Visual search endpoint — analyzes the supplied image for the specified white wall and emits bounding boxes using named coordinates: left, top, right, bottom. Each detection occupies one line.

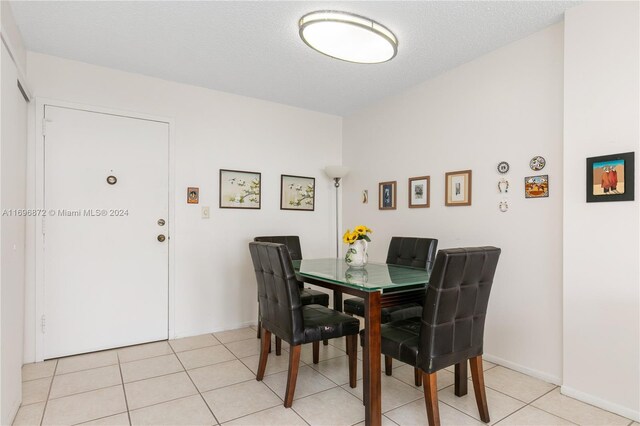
left=563, top=2, right=639, bottom=420
left=0, top=14, right=28, bottom=426
left=24, top=52, right=342, bottom=362
left=342, top=24, right=564, bottom=382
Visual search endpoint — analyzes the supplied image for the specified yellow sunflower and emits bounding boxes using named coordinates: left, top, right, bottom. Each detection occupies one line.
left=343, top=230, right=358, bottom=244
left=354, top=225, right=367, bottom=235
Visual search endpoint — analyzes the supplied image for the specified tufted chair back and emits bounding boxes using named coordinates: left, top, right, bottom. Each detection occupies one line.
left=254, top=236, right=303, bottom=261
left=249, top=242, right=305, bottom=345
left=417, top=247, right=501, bottom=373
left=386, top=237, right=438, bottom=271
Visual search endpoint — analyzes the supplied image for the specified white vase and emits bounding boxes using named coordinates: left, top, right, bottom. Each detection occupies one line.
left=345, top=239, right=368, bottom=269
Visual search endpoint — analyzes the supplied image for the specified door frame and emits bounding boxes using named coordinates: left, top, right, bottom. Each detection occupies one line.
left=33, top=97, right=176, bottom=361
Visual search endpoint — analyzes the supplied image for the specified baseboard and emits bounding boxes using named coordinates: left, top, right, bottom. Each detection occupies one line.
left=482, top=353, right=562, bottom=385
left=171, top=320, right=258, bottom=340
left=561, top=385, right=639, bottom=422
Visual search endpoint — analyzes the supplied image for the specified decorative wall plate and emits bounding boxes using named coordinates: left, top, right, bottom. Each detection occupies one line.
left=530, top=156, right=546, bottom=171
left=497, top=161, right=510, bottom=174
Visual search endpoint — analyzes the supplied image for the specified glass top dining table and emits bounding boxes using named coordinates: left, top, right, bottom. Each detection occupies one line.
left=293, top=258, right=430, bottom=292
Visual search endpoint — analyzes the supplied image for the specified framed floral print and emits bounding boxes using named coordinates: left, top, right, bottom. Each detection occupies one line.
left=445, top=170, right=472, bottom=206
left=281, top=175, right=315, bottom=211
left=408, top=176, right=430, bottom=208
left=379, top=181, right=397, bottom=210
left=219, top=169, right=261, bottom=209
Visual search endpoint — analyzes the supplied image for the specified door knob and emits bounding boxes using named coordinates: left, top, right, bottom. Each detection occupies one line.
left=157, top=219, right=166, bottom=226
left=157, top=234, right=166, bottom=242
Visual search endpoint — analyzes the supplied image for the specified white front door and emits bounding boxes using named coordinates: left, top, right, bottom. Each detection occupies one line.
left=43, top=105, right=169, bottom=359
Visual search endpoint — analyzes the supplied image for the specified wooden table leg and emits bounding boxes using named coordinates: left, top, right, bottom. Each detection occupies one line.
left=455, top=361, right=468, bottom=397
left=333, top=290, right=343, bottom=312
left=364, top=291, right=381, bottom=426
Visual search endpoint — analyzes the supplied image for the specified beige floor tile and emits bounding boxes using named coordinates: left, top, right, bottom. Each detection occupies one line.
left=263, top=365, right=337, bottom=401
left=120, top=354, right=183, bottom=383
left=12, top=402, right=45, bottom=426
left=117, top=342, right=173, bottom=363
left=202, top=380, right=281, bottom=423
left=169, top=334, right=221, bottom=353
left=129, top=395, right=216, bottom=425
left=188, top=360, right=255, bottom=392
left=328, top=336, right=361, bottom=353
left=42, top=385, right=126, bottom=426
left=393, top=366, right=454, bottom=390
left=22, top=360, right=57, bottom=382
left=213, top=328, right=256, bottom=344
left=293, top=387, right=365, bottom=426
left=239, top=351, right=305, bottom=377
left=496, top=405, right=574, bottom=425
left=56, top=351, right=118, bottom=375
left=342, top=375, right=423, bottom=413
left=22, top=376, right=52, bottom=405
left=300, top=343, right=347, bottom=365
left=445, top=359, right=496, bottom=376
left=385, top=398, right=483, bottom=426
left=49, top=365, right=121, bottom=399
left=438, top=382, right=525, bottom=424
left=482, top=366, right=556, bottom=403
left=309, top=355, right=362, bottom=386
left=531, top=388, right=630, bottom=426
left=124, top=371, right=198, bottom=410
left=223, top=405, right=306, bottom=425
left=224, top=338, right=265, bottom=359
left=353, top=415, right=398, bottom=426
left=177, top=346, right=236, bottom=370
left=79, top=412, right=130, bottom=425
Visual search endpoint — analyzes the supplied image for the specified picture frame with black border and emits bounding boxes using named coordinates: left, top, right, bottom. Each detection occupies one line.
left=586, top=152, right=634, bottom=203
left=219, top=169, right=261, bottom=209
left=280, top=174, right=315, bottom=211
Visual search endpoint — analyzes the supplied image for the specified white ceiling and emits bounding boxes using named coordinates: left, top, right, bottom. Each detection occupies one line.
left=10, top=1, right=579, bottom=116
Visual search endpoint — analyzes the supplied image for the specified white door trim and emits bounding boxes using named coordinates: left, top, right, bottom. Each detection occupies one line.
left=33, top=97, right=176, bottom=362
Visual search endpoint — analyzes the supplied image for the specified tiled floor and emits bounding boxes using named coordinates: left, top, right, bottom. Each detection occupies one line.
left=13, top=326, right=637, bottom=426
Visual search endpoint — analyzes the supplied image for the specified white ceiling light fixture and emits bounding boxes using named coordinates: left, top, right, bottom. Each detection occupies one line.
left=299, top=11, right=398, bottom=64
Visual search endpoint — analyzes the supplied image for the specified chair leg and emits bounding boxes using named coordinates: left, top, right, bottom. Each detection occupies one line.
left=323, top=339, right=329, bottom=346
left=384, top=355, right=393, bottom=376
left=455, top=360, right=468, bottom=396
left=312, top=341, right=320, bottom=364
left=423, top=371, right=440, bottom=426
left=284, top=345, right=302, bottom=408
left=256, top=328, right=271, bottom=381
left=469, top=356, right=490, bottom=423
left=256, top=318, right=261, bottom=339
left=275, top=337, right=282, bottom=356
left=414, top=367, right=422, bottom=386
left=346, top=334, right=357, bottom=388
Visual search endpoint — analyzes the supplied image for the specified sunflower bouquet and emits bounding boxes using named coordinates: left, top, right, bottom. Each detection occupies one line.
left=343, top=225, right=373, bottom=244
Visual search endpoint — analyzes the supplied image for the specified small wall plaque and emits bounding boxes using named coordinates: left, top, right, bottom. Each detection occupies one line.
left=187, top=187, right=199, bottom=204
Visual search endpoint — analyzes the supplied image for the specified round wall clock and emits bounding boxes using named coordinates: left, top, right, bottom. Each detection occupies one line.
left=497, top=161, right=510, bottom=174
left=530, top=156, right=546, bottom=171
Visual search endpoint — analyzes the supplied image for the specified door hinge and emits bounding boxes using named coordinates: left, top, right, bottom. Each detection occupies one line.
left=41, top=315, right=46, bottom=334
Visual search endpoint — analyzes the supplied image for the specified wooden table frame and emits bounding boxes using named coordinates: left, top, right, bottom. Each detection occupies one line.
left=299, top=276, right=469, bottom=426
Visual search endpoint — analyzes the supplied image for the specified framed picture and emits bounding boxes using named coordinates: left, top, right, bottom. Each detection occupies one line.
left=378, top=181, right=397, bottom=210
left=281, top=175, right=315, bottom=211
left=586, top=152, right=634, bottom=202
left=525, top=175, right=549, bottom=198
left=445, top=170, right=472, bottom=206
left=408, top=176, right=430, bottom=208
left=219, top=169, right=261, bottom=209
left=187, top=187, right=199, bottom=204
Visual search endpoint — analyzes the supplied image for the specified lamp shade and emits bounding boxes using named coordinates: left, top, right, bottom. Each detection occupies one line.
left=324, top=165, right=350, bottom=179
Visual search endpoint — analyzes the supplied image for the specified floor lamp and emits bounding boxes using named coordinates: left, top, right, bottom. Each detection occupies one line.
left=324, top=165, right=350, bottom=258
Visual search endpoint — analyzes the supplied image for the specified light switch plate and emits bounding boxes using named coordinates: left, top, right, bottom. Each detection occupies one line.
left=201, top=206, right=210, bottom=219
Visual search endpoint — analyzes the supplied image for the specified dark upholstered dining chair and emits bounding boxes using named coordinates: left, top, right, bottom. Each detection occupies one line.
left=379, top=247, right=501, bottom=425
left=249, top=242, right=359, bottom=407
left=253, top=236, right=330, bottom=352
left=345, top=236, right=438, bottom=376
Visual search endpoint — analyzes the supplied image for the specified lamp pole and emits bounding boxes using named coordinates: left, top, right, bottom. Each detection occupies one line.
left=333, top=177, right=341, bottom=258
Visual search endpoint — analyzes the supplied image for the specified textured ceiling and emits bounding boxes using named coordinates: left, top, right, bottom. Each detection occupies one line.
left=10, top=1, right=578, bottom=116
